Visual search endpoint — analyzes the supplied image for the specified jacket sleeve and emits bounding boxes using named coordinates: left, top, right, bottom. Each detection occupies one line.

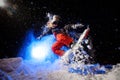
left=37, top=26, right=51, bottom=39
left=64, top=24, right=84, bottom=30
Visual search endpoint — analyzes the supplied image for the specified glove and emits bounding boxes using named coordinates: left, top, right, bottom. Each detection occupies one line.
left=37, top=35, right=42, bottom=40
left=72, top=23, right=84, bottom=29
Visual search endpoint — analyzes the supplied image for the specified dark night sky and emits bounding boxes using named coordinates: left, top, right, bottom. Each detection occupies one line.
left=0, top=0, right=120, bottom=64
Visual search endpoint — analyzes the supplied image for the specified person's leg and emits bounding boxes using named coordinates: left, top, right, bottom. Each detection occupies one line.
left=52, top=41, right=64, bottom=56
left=56, top=33, right=73, bottom=47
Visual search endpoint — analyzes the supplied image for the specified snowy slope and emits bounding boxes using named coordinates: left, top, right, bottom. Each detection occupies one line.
left=0, top=57, right=120, bottom=80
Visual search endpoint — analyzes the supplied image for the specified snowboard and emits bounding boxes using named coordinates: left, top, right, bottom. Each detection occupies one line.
left=61, top=27, right=90, bottom=64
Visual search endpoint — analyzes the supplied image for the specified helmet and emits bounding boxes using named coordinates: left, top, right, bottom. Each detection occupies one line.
left=47, top=14, right=61, bottom=28
left=51, top=15, right=60, bottom=24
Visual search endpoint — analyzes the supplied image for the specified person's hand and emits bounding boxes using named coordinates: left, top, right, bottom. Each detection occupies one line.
left=37, top=35, right=42, bottom=40
left=72, top=23, right=84, bottom=29
left=37, top=36, right=41, bottom=40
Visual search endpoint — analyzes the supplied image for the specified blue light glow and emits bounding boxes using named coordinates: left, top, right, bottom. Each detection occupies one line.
left=18, top=29, right=59, bottom=63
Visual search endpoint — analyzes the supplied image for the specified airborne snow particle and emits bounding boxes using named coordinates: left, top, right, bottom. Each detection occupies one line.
left=43, top=6, right=47, bottom=9
left=114, top=18, right=118, bottom=21
left=31, top=2, right=33, bottom=5
left=0, top=0, right=6, bottom=7
left=115, top=28, right=118, bottom=32
left=118, top=47, right=120, bottom=50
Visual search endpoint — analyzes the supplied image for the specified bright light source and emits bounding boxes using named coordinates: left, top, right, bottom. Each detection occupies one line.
left=31, top=43, right=50, bottom=61
left=18, top=31, right=58, bottom=62
left=0, top=0, right=6, bottom=7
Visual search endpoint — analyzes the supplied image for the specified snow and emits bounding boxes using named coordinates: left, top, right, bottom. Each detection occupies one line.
left=0, top=0, right=6, bottom=7
left=0, top=57, right=120, bottom=80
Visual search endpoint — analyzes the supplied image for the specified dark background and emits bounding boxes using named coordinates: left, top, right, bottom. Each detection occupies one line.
left=0, top=0, right=120, bottom=65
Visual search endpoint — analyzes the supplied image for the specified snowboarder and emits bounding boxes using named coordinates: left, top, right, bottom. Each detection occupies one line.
left=37, top=13, right=90, bottom=57
left=37, top=14, right=74, bottom=56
